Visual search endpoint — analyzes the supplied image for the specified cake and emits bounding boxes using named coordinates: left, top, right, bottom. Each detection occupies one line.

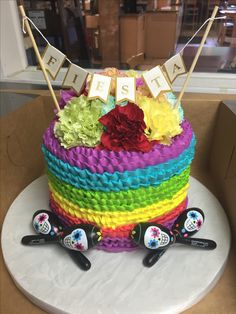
left=42, top=68, right=195, bottom=252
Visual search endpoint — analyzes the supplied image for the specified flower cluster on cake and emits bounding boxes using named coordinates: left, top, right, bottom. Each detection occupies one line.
left=42, top=68, right=195, bottom=252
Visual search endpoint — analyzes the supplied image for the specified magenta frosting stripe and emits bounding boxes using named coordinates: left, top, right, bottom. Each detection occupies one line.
left=43, top=120, right=193, bottom=174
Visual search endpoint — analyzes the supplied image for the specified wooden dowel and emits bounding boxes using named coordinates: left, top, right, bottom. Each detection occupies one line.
left=175, top=6, right=219, bottom=109
left=19, top=5, right=60, bottom=112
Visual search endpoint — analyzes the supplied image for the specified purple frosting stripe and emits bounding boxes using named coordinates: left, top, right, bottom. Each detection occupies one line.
left=43, top=120, right=193, bottom=174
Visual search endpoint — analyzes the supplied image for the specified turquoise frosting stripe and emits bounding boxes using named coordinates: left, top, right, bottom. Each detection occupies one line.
left=42, top=136, right=195, bottom=192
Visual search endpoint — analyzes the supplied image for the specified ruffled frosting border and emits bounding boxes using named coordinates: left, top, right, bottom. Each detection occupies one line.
left=48, top=167, right=190, bottom=211
left=50, top=197, right=188, bottom=252
left=49, top=183, right=188, bottom=228
left=43, top=120, right=193, bottom=174
left=43, top=136, right=195, bottom=192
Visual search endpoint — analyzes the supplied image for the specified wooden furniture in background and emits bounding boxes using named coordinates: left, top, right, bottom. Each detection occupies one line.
left=85, top=14, right=101, bottom=64
left=98, top=0, right=120, bottom=67
left=120, top=14, right=144, bottom=64
left=183, top=0, right=199, bottom=30
left=218, top=7, right=236, bottom=47
left=144, top=7, right=182, bottom=59
left=207, top=0, right=220, bottom=18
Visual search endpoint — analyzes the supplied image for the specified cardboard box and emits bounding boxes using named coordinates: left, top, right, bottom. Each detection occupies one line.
left=210, top=101, right=236, bottom=241
left=0, top=92, right=54, bottom=220
left=1, top=91, right=236, bottom=314
left=120, top=14, right=144, bottom=63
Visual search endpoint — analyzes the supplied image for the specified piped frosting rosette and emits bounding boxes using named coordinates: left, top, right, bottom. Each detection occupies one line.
left=42, top=69, right=195, bottom=252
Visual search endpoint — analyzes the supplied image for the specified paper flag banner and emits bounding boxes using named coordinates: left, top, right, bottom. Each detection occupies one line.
left=88, top=74, right=112, bottom=102
left=41, top=44, right=66, bottom=80
left=116, top=77, right=136, bottom=103
left=142, top=66, right=171, bottom=98
left=62, top=63, right=88, bottom=94
left=163, top=53, right=187, bottom=83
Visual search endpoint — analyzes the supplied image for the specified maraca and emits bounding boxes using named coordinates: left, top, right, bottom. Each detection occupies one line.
left=131, top=223, right=175, bottom=250
left=140, top=208, right=217, bottom=267
left=22, top=211, right=102, bottom=271
left=31, top=210, right=91, bottom=271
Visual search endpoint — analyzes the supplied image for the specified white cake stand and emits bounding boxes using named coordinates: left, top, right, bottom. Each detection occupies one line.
left=1, top=176, right=230, bottom=314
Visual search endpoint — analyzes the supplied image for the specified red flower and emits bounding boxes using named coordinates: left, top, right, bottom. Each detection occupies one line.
left=99, top=103, right=152, bottom=152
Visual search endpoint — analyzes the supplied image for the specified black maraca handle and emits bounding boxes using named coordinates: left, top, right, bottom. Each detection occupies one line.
left=22, top=234, right=59, bottom=245
left=68, top=250, right=91, bottom=271
left=143, top=249, right=167, bottom=268
left=22, top=234, right=91, bottom=271
left=176, top=237, right=217, bottom=249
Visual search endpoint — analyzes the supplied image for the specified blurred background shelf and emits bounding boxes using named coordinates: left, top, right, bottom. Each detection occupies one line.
left=17, top=0, right=236, bottom=72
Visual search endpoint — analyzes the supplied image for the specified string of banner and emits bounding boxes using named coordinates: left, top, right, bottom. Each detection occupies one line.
left=19, top=5, right=224, bottom=112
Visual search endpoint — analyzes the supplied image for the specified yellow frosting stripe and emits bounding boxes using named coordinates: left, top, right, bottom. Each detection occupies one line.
left=49, top=183, right=189, bottom=228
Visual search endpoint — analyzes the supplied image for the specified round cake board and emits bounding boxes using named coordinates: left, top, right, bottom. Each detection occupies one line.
left=1, top=176, right=231, bottom=314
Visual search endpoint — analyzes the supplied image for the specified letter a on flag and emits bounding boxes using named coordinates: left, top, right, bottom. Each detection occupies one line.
left=163, top=53, right=187, bottom=83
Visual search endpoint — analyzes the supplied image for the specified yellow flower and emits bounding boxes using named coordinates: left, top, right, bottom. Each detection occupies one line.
left=136, top=95, right=182, bottom=145
left=125, top=70, right=140, bottom=78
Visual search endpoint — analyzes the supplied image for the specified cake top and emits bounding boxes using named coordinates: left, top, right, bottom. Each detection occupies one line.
left=54, top=68, right=184, bottom=152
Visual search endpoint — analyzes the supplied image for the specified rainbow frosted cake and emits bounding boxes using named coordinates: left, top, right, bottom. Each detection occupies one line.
left=42, top=68, right=195, bottom=252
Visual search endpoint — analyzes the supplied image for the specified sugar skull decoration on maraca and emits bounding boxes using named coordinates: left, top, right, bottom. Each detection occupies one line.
left=131, top=207, right=217, bottom=268
left=33, top=210, right=63, bottom=236
left=22, top=209, right=102, bottom=271
left=175, top=208, right=204, bottom=237
left=170, top=207, right=216, bottom=248
left=131, top=223, right=175, bottom=250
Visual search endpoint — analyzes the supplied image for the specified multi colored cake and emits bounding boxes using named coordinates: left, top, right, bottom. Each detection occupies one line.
left=42, top=68, right=195, bottom=252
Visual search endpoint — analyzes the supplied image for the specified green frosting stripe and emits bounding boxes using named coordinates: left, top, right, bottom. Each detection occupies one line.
left=48, top=167, right=190, bottom=212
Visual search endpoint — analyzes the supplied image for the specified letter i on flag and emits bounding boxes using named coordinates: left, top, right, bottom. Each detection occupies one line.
left=41, top=44, right=66, bottom=79
left=62, top=64, right=89, bottom=94
left=163, top=53, right=187, bottom=83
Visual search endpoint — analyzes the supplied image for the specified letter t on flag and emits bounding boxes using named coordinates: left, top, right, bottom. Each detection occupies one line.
left=62, top=64, right=88, bottom=94
left=41, top=45, right=66, bottom=79
left=143, top=66, right=171, bottom=98
left=163, top=53, right=187, bottom=83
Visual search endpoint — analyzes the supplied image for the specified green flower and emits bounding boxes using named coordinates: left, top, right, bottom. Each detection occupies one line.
left=54, top=95, right=104, bottom=149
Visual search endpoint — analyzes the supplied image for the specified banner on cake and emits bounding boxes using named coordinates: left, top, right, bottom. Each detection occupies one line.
left=162, top=53, right=187, bottom=83
left=39, top=43, right=184, bottom=100
left=21, top=11, right=226, bottom=107
left=38, top=36, right=188, bottom=101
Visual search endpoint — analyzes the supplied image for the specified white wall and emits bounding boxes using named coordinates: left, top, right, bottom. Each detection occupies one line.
left=0, top=0, right=27, bottom=77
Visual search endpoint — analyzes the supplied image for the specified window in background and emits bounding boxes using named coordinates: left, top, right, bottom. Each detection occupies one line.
left=17, top=0, right=236, bottom=73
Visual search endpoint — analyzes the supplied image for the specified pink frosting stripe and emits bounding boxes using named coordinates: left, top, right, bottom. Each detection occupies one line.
left=43, top=120, right=193, bottom=174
